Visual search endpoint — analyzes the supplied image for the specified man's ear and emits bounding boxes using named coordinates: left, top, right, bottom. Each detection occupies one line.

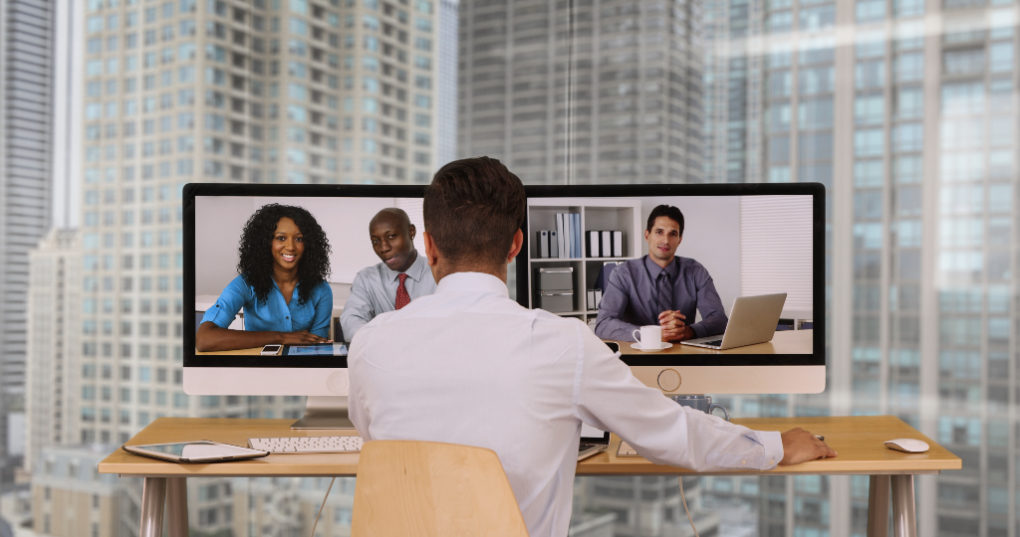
left=507, top=229, right=524, bottom=262
left=408, top=223, right=416, bottom=241
left=643, top=229, right=650, bottom=241
left=423, top=231, right=439, bottom=266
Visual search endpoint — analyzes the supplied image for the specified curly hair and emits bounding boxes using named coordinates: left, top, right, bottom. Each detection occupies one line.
left=237, top=204, right=331, bottom=305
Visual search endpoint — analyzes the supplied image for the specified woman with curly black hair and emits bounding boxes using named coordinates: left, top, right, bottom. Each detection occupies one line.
left=196, top=204, right=333, bottom=352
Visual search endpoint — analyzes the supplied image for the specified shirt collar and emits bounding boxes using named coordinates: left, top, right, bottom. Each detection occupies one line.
left=643, top=255, right=678, bottom=280
left=381, top=249, right=428, bottom=282
left=435, top=272, right=509, bottom=298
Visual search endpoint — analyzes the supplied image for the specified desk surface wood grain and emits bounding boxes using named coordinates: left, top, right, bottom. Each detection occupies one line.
left=99, top=415, right=960, bottom=478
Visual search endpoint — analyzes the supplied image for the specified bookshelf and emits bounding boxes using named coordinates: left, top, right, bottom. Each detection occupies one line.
left=526, top=198, right=643, bottom=324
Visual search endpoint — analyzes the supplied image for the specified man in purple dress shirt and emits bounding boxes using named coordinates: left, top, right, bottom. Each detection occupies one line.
left=594, top=205, right=728, bottom=343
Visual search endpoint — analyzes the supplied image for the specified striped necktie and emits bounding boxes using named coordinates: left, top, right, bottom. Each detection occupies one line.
left=655, top=271, right=673, bottom=314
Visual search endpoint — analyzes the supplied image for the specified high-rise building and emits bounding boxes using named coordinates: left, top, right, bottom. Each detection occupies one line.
left=30, top=445, right=128, bottom=537
left=60, top=0, right=439, bottom=533
left=74, top=0, right=438, bottom=443
left=457, top=0, right=705, bottom=184
left=26, top=229, right=81, bottom=474
left=701, top=1, right=1016, bottom=536
left=0, top=0, right=58, bottom=467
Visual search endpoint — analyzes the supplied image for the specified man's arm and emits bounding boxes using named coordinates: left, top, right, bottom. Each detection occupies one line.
left=594, top=266, right=641, bottom=341
left=347, top=338, right=372, bottom=438
left=688, top=268, right=728, bottom=338
left=574, top=326, right=832, bottom=470
left=339, top=272, right=377, bottom=341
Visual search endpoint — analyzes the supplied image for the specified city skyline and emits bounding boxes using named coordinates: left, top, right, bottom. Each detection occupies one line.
left=2, top=0, right=1018, bottom=536
left=0, top=0, right=58, bottom=485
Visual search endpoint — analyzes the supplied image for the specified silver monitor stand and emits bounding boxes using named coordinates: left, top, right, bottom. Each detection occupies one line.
left=291, top=396, right=355, bottom=430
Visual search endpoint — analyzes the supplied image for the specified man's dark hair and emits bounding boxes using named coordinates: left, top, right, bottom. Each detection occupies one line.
left=645, top=205, right=685, bottom=235
left=237, top=204, right=331, bottom=305
left=424, top=156, right=526, bottom=266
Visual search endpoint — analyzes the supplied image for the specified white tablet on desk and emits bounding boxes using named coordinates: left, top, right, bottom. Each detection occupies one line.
left=122, top=441, right=269, bottom=463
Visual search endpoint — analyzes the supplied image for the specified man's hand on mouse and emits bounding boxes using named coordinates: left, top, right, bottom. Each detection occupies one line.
left=779, top=427, right=837, bottom=465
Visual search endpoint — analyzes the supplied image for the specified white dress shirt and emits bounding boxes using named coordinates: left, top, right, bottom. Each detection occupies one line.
left=339, top=250, right=436, bottom=340
left=348, top=272, right=782, bottom=537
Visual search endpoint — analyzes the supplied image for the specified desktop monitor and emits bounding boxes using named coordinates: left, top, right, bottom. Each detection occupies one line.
left=519, top=183, right=825, bottom=394
left=183, top=183, right=428, bottom=428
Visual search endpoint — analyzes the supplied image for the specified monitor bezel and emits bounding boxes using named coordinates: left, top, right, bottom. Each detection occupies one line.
left=184, top=182, right=825, bottom=371
left=518, top=182, right=826, bottom=368
left=183, top=182, right=427, bottom=369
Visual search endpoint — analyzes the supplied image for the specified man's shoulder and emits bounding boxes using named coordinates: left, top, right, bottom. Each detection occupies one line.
left=353, top=262, right=386, bottom=282
left=607, top=257, right=644, bottom=285
left=675, top=256, right=709, bottom=273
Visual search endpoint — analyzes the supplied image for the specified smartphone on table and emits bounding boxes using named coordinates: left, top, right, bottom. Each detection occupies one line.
left=261, top=344, right=283, bottom=356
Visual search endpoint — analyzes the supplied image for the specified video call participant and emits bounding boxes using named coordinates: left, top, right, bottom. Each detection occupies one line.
left=339, top=208, right=436, bottom=340
left=196, top=204, right=333, bottom=352
left=348, top=157, right=835, bottom=537
left=594, top=205, right=728, bottom=343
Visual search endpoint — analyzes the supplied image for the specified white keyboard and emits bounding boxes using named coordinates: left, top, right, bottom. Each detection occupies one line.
left=248, top=435, right=364, bottom=454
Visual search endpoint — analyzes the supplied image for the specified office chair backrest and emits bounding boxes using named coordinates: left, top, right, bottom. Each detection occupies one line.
left=352, top=440, right=530, bottom=537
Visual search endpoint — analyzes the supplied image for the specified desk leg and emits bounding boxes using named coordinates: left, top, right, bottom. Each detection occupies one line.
left=891, top=475, right=917, bottom=537
left=167, top=478, right=188, bottom=537
left=867, top=475, right=890, bottom=537
left=139, top=477, right=167, bottom=537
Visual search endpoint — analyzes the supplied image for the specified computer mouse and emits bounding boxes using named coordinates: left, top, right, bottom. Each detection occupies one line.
left=884, top=438, right=930, bottom=453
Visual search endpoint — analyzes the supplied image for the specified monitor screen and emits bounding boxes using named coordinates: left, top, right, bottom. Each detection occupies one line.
left=184, top=182, right=824, bottom=406
left=518, top=183, right=825, bottom=394
left=183, top=183, right=427, bottom=404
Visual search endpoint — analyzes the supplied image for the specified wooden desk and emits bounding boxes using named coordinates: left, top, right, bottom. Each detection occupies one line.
left=611, top=328, right=812, bottom=355
left=99, top=415, right=959, bottom=537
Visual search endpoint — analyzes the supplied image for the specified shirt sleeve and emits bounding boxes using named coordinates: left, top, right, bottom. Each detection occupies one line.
left=688, top=265, right=728, bottom=338
left=309, top=282, right=333, bottom=338
left=340, top=271, right=376, bottom=341
left=594, top=267, right=641, bottom=341
left=200, top=276, right=248, bottom=329
left=347, top=342, right=371, bottom=438
left=573, top=325, right=783, bottom=471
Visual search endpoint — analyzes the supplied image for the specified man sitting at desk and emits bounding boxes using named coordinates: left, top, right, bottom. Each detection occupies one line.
left=340, top=208, right=437, bottom=340
left=348, top=156, right=835, bottom=537
left=595, top=205, right=728, bottom=342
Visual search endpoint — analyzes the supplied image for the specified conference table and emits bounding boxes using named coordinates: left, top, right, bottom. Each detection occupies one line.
left=99, top=414, right=958, bottom=537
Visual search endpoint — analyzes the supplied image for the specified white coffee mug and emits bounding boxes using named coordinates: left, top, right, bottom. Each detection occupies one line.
left=631, top=325, right=662, bottom=349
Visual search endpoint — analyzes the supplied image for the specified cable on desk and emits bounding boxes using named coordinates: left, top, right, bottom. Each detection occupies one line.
left=310, top=477, right=336, bottom=537
left=678, top=476, right=699, bottom=537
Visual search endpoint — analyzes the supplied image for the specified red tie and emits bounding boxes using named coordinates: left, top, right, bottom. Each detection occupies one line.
left=395, top=273, right=411, bottom=310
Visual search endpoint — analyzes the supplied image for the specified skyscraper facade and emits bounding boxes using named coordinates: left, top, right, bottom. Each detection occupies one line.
left=75, top=0, right=438, bottom=445
left=59, top=0, right=438, bottom=533
left=457, top=0, right=705, bottom=184
left=700, top=0, right=1018, bottom=535
left=25, top=229, right=81, bottom=474
left=0, top=0, right=58, bottom=462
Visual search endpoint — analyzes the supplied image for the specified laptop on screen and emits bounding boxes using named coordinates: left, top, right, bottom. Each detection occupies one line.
left=681, top=293, right=787, bottom=350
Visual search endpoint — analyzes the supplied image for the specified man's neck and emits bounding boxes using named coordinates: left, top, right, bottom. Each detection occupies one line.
left=647, top=254, right=673, bottom=270
left=432, top=259, right=507, bottom=284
